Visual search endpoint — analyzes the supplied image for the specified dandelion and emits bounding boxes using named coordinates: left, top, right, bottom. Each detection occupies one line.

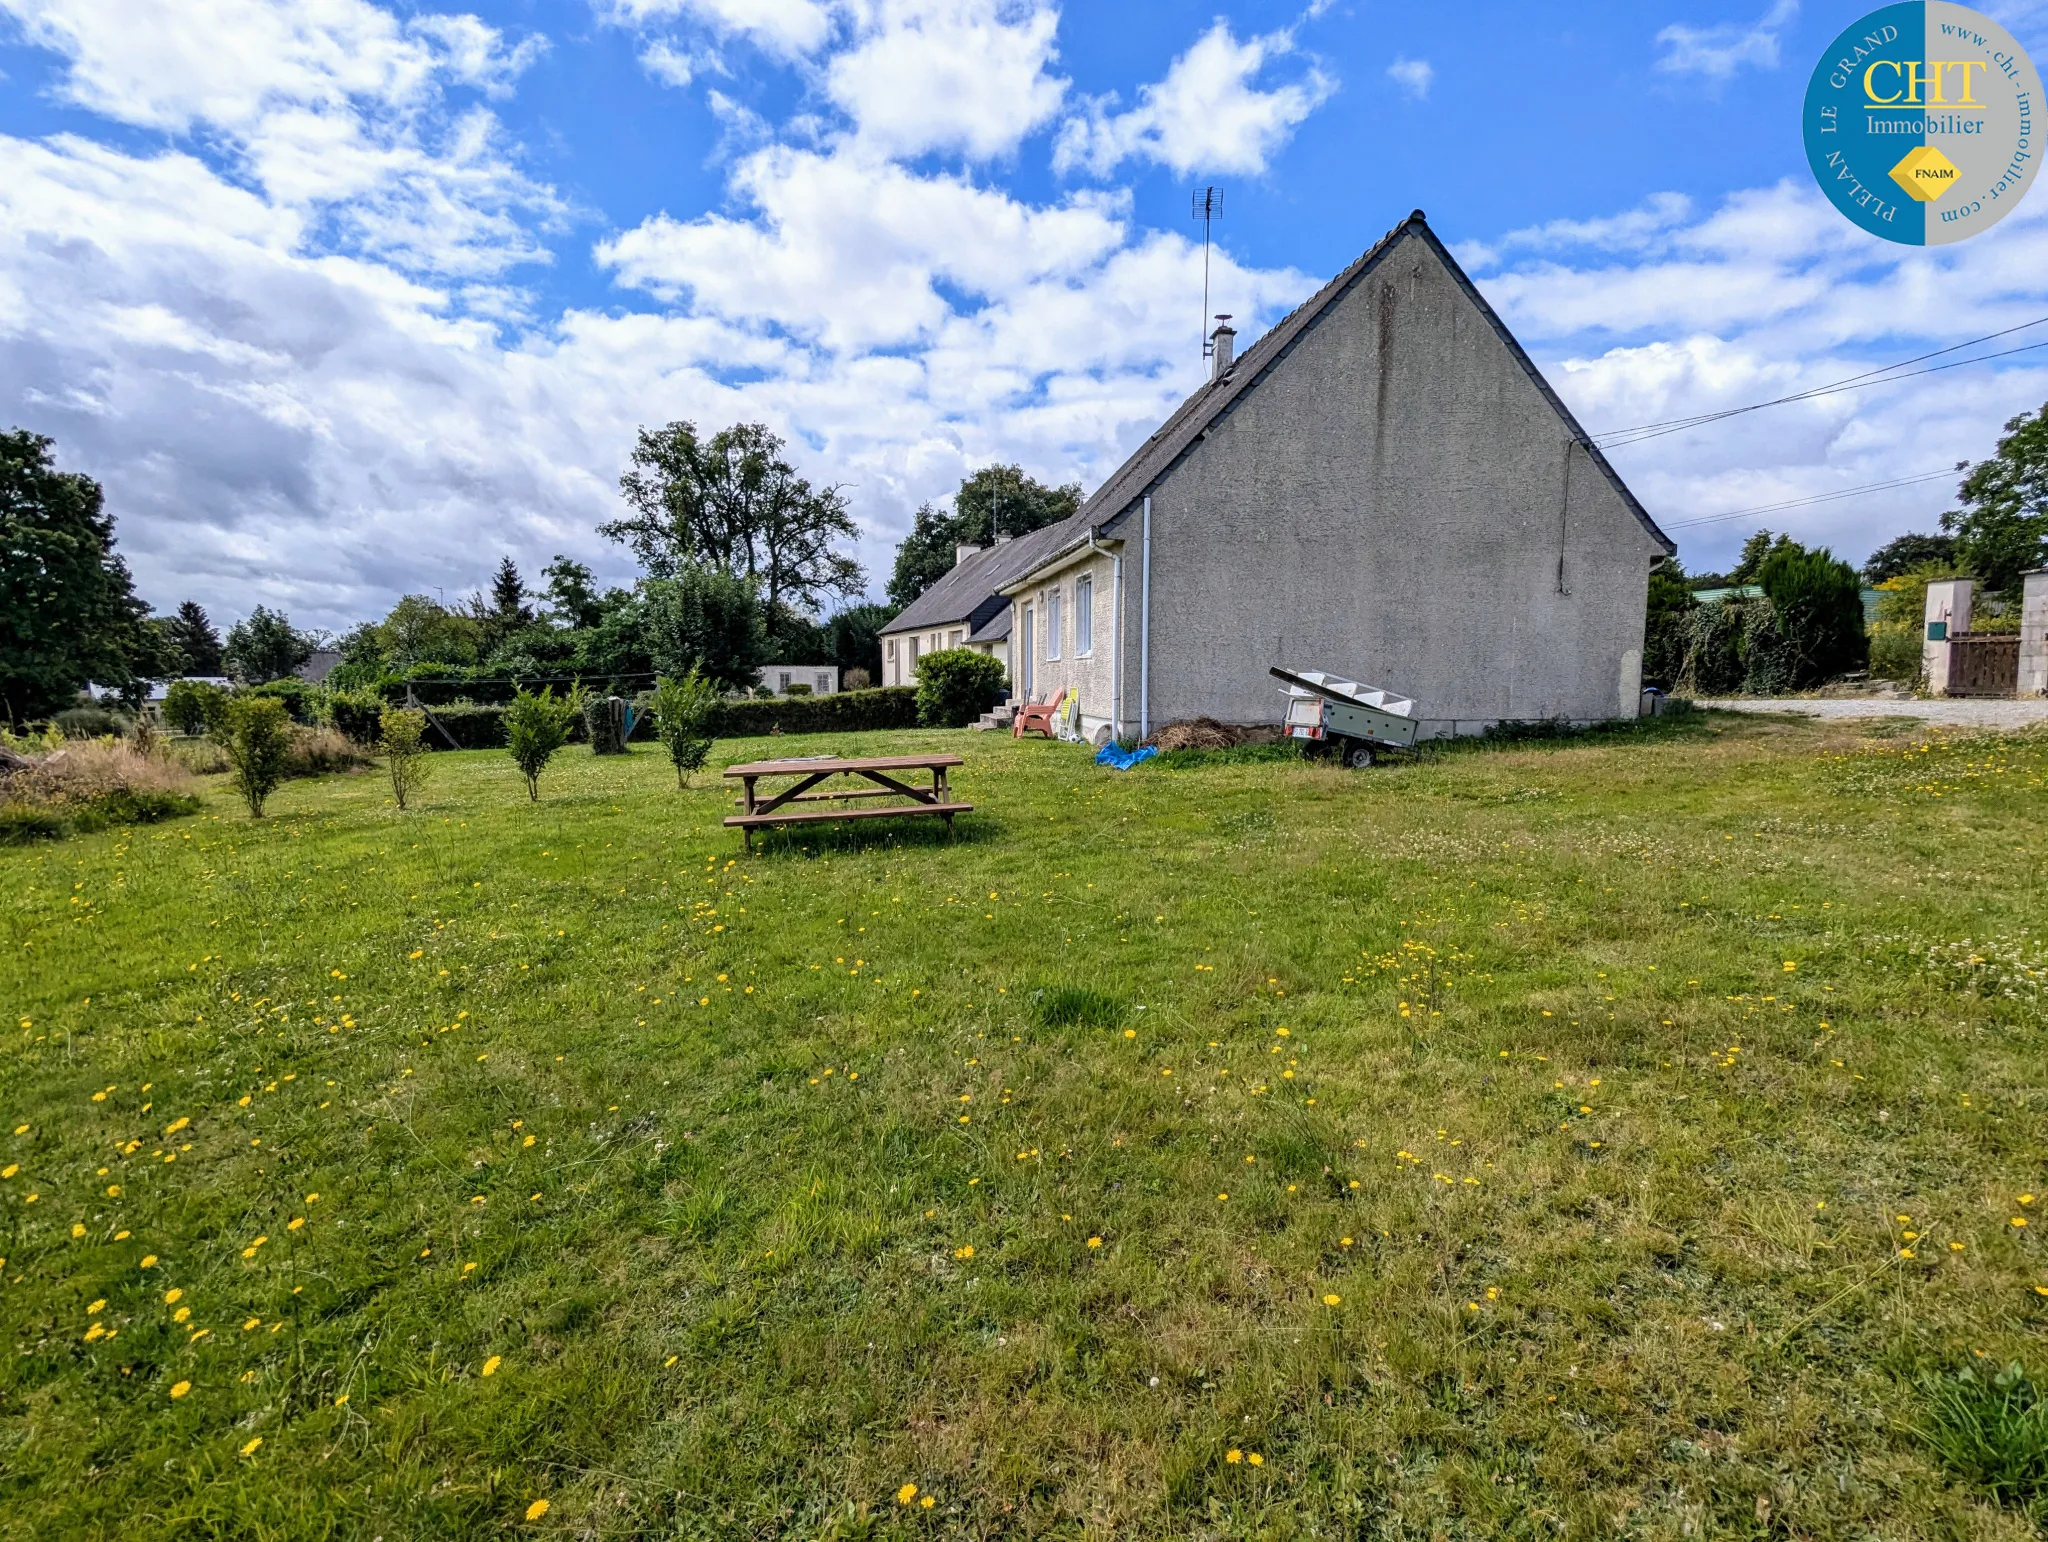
left=482, top=1356, right=502, bottom=1377
left=240, top=1437, right=263, bottom=1457
left=1087, top=1236, right=1102, bottom=1249
left=1246, top=1452, right=1263, bottom=1467
left=2016, top=1218, right=2031, bottom=1228
left=88, top=1298, right=106, bottom=1314
left=953, top=1245, right=974, bottom=1260
left=335, top=1393, right=349, bottom=1406
left=170, top=1380, right=191, bottom=1399
left=921, top=1495, right=935, bottom=1509
left=1225, top=1449, right=1243, bottom=1464
left=243, top=1317, right=261, bottom=1331
left=525, top=1498, right=550, bottom=1521
left=71, top=1224, right=85, bottom=1239
left=287, top=1218, right=305, bottom=1231
left=897, top=1483, right=919, bottom=1504
left=140, top=1254, right=157, bottom=1268
left=1322, top=1294, right=1341, bottom=1306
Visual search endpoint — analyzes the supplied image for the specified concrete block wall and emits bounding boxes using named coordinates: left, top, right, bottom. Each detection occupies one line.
left=2022, top=571, right=2048, bottom=697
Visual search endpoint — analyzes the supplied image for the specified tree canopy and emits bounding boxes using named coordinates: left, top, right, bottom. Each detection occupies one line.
left=0, top=428, right=155, bottom=721
left=223, top=606, right=317, bottom=685
left=165, top=600, right=225, bottom=676
left=1862, top=532, right=1956, bottom=586
left=606, top=421, right=864, bottom=614
left=886, top=463, right=1081, bottom=609
left=1943, top=411, right=2048, bottom=592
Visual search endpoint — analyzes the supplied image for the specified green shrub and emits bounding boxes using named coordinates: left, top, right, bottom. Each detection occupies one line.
left=652, top=669, right=717, bottom=789
left=54, top=706, right=127, bottom=739
left=1869, top=625, right=1923, bottom=682
left=1758, top=544, right=1867, bottom=685
left=785, top=682, right=813, bottom=697
left=1031, top=986, right=1125, bottom=1030
left=1914, top=1361, right=2048, bottom=1518
left=247, top=676, right=322, bottom=725
left=162, top=679, right=228, bottom=736
left=379, top=708, right=430, bottom=809
left=584, top=693, right=627, bottom=756
left=218, top=696, right=294, bottom=817
left=330, top=689, right=386, bottom=746
left=704, top=686, right=918, bottom=738
left=421, top=704, right=507, bottom=750
left=914, top=648, right=1007, bottom=728
left=505, top=686, right=579, bottom=800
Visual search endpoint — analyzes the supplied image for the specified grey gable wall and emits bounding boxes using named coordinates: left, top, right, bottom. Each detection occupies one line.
left=1122, top=226, right=1665, bottom=730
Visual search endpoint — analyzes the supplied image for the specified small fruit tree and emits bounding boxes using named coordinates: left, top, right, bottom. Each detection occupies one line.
left=651, top=667, right=717, bottom=788
left=505, top=685, right=580, bottom=801
left=219, top=695, right=293, bottom=818
left=379, top=706, right=430, bottom=810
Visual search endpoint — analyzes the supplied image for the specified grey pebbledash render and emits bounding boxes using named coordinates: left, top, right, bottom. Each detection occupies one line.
left=990, top=209, right=1677, bottom=744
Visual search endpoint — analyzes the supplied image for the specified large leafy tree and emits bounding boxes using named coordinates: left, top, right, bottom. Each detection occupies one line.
left=1862, top=531, right=1956, bottom=586
left=165, top=600, right=225, bottom=675
left=643, top=567, right=769, bottom=692
left=376, top=595, right=480, bottom=670
left=1758, top=542, right=1867, bottom=685
left=825, top=602, right=895, bottom=683
left=1943, top=411, right=2048, bottom=592
left=607, top=422, right=864, bottom=615
left=223, top=605, right=316, bottom=684
left=886, top=463, right=1080, bottom=608
left=541, top=555, right=603, bottom=629
left=0, top=428, right=155, bottom=721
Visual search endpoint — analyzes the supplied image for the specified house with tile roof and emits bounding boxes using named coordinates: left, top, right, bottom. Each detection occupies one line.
left=983, top=209, right=1675, bottom=744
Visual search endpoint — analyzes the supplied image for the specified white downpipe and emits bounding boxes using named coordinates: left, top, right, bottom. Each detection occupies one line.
left=1087, top=533, right=1122, bottom=739
left=1139, top=495, right=1152, bottom=740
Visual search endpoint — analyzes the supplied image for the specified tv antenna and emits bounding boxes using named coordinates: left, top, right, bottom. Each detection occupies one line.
left=1192, top=186, right=1222, bottom=358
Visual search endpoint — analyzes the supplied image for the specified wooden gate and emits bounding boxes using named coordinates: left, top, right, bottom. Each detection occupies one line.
left=1948, top=633, right=2020, bottom=697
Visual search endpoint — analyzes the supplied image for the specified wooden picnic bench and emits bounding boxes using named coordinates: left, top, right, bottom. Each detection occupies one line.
left=723, top=754, right=970, bottom=850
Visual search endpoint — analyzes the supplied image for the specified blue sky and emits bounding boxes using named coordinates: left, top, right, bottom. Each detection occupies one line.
left=3, top=0, right=2047, bottom=628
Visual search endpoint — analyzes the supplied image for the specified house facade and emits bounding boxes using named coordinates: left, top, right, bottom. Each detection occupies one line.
left=999, top=210, right=1675, bottom=744
left=878, top=524, right=1067, bottom=688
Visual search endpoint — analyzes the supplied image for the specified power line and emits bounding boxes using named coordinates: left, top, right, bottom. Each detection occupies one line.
left=1662, top=465, right=1963, bottom=531
left=1593, top=314, right=2048, bottom=449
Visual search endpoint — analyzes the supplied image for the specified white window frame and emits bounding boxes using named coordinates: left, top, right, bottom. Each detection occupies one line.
left=815, top=672, right=832, bottom=693
left=1075, top=573, right=1093, bottom=656
left=1046, top=585, right=1062, bottom=660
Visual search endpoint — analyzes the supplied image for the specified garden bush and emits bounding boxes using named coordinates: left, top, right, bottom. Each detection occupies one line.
left=162, top=679, right=229, bottom=736
left=219, top=696, right=294, bottom=817
left=1758, top=544, right=1867, bottom=685
left=505, top=686, right=580, bottom=800
left=329, top=689, right=387, bottom=746
left=704, top=686, right=918, bottom=737
left=914, top=648, right=1007, bottom=728
left=54, top=705, right=128, bottom=739
left=247, top=676, right=323, bottom=725
left=585, top=694, right=627, bottom=756
left=651, top=670, right=716, bottom=788
left=380, top=707, right=430, bottom=809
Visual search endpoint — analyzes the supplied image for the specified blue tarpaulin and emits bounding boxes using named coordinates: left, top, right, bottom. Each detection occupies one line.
left=1094, top=743, right=1158, bottom=771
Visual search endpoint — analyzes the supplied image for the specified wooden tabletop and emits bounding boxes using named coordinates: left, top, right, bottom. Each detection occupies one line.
left=722, top=753, right=965, bottom=777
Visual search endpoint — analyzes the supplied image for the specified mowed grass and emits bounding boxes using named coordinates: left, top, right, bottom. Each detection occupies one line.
left=2, top=713, right=2046, bottom=1540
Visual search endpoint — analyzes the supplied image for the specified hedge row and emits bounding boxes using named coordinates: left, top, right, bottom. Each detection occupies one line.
left=385, top=687, right=920, bottom=751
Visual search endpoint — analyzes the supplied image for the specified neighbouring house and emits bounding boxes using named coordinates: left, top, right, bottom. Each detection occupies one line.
left=878, top=527, right=1069, bottom=688
left=758, top=664, right=841, bottom=697
left=991, top=209, right=1676, bottom=744
left=296, top=650, right=342, bottom=685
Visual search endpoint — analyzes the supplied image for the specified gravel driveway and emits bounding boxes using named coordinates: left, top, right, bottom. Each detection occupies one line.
left=1698, top=696, right=2048, bottom=730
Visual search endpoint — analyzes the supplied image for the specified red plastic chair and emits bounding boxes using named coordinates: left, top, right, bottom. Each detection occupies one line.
left=1012, top=688, right=1066, bottom=739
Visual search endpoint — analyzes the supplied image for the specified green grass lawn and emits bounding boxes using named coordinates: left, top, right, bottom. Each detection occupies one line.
left=3, top=713, right=2046, bottom=1540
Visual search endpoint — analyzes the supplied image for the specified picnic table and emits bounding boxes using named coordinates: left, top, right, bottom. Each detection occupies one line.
left=723, top=754, right=970, bottom=849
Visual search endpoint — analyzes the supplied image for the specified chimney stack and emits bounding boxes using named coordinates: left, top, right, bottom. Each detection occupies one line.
left=1210, top=315, right=1236, bottom=380
left=955, top=544, right=980, bottom=568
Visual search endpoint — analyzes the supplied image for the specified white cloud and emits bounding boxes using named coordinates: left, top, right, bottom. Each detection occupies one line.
left=1654, top=0, right=1798, bottom=82
left=1477, top=180, right=2048, bottom=572
left=1385, top=56, right=1432, bottom=100
left=0, top=0, right=562, bottom=279
left=826, top=0, right=1065, bottom=160
left=602, top=0, right=835, bottom=57
left=1054, top=20, right=1334, bottom=178
left=639, top=38, right=700, bottom=88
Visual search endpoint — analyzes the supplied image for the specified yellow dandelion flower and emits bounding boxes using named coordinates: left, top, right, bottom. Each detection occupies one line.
left=525, top=1498, right=550, bottom=1520
left=170, top=1380, right=191, bottom=1399
left=240, top=1437, right=263, bottom=1457
left=243, top=1317, right=261, bottom=1331
left=1322, top=1294, right=1341, bottom=1306
left=1087, top=1236, right=1102, bottom=1248
left=1225, top=1449, right=1243, bottom=1464
left=482, top=1355, right=502, bottom=1377
left=1246, top=1452, right=1263, bottom=1467
left=921, top=1495, right=935, bottom=1509
left=897, top=1483, right=919, bottom=1504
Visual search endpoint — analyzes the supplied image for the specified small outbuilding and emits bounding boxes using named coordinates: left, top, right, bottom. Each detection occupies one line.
left=994, top=209, right=1676, bottom=743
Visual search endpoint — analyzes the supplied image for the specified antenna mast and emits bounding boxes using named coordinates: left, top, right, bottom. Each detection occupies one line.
left=1192, top=186, right=1221, bottom=359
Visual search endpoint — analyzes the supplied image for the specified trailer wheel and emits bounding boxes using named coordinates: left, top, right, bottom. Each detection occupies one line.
left=1340, top=740, right=1376, bottom=770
